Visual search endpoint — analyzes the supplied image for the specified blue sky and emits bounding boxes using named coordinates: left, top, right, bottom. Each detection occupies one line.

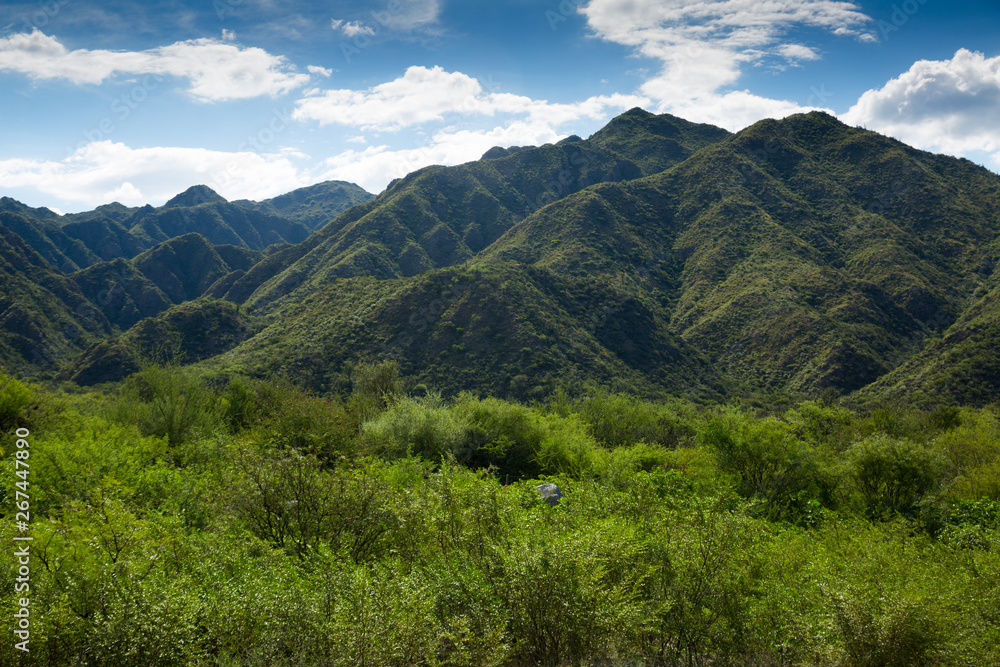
left=0, top=0, right=998, bottom=213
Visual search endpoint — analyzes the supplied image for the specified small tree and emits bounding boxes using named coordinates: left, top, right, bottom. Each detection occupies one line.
left=108, top=364, right=219, bottom=448
left=848, top=435, right=942, bottom=517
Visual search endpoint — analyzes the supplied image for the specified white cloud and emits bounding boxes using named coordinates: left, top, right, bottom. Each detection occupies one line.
left=332, top=0, right=442, bottom=37
left=842, top=49, right=1000, bottom=167
left=307, top=65, right=333, bottom=78
left=0, top=141, right=312, bottom=209
left=386, top=0, right=442, bottom=31
left=293, top=65, right=648, bottom=131
left=668, top=90, right=830, bottom=131
left=339, top=21, right=376, bottom=38
left=777, top=44, right=821, bottom=63
left=578, top=0, right=873, bottom=129
left=0, top=29, right=310, bottom=101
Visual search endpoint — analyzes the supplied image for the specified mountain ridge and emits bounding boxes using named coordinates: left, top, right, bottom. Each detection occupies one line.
left=3, top=108, right=999, bottom=406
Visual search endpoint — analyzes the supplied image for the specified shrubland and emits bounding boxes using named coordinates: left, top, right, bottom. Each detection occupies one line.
left=1, top=365, right=999, bottom=666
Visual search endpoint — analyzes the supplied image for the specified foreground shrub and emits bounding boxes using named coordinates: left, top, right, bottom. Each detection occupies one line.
left=361, top=394, right=469, bottom=461
left=0, top=373, right=33, bottom=433
left=575, top=390, right=694, bottom=448
left=106, top=365, right=219, bottom=447
left=848, top=435, right=943, bottom=517
left=701, top=410, right=833, bottom=523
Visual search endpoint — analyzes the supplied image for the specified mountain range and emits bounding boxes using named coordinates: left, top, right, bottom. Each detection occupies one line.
left=2, top=108, right=998, bottom=406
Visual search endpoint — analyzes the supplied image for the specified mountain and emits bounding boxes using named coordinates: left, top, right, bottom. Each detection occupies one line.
left=123, top=185, right=313, bottom=250
left=252, top=180, right=375, bottom=230
left=0, top=209, right=101, bottom=271
left=475, top=112, right=1000, bottom=398
left=0, top=225, right=110, bottom=376
left=200, top=111, right=999, bottom=404
left=215, top=108, right=730, bottom=311
left=6, top=108, right=1000, bottom=406
left=59, top=298, right=250, bottom=385
left=0, top=181, right=374, bottom=271
left=71, top=233, right=263, bottom=331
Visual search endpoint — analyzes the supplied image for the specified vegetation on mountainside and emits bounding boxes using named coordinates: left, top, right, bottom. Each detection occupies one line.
left=2, top=366, right=999, bottom=666
left=58, top=298, right=250, bottom=386
left=226, top=107, right=729, bottom=311
left=5, top=109, right=1000, bottom=406
left=2, top=181, right=373, bottom=271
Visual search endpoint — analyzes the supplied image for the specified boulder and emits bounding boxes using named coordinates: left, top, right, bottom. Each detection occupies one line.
left=536, top=483, right=564, bottom=507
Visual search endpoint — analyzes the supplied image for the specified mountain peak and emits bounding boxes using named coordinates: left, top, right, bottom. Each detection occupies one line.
left=164, top=185, right=226, bottom=209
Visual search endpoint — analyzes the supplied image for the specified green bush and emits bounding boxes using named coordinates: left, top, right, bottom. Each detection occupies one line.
left=27, top=416, right=167, bottom=515
left=832, top=585, right=945, bottom=667
left=848, top=435, right=944, bottom=517
left=933, top=408, right=1000, bottom=500
left=361, top=394, right=469, bottom=461
left=701, top=410, right=833, bottom=523
left=454, top=395, right=604, bottom=479
left=0, top=372, right=33, bottom=433
left=107, top=365, right=219, bottom=448
left=575, top=390, right=694, bottom=448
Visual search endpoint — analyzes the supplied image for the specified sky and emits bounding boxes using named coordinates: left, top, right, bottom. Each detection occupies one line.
left=0, top=0, right=998, bottom=213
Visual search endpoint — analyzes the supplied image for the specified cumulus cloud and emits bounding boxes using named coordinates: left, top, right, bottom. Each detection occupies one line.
left=0, top=29, right=310, bottom=101
left=307, top=65, right=333, bottom=78
left=331, top=19, right=376, bottom=37
left=578, top=0, right=873, bottom=129
left=293, top=65, right=648, bottom=131
left=0, top=117, right=568, bottom=210
left=842, top=49, right=1000, bottom=165
left=0, top=141, right=312, bottom=209
left=777, top=44, right=821, bottom=63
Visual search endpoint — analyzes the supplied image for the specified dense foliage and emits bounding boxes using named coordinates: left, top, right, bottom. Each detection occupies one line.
left=2, top=366, right=999, bottom=666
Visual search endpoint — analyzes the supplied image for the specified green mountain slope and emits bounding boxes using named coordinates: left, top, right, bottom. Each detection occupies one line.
left=0, top=181, right=373, bottom=271
left=72, top=233, right=263, bottom=331
left=60, top=298, right=250, bottom=385
left=479, top=111, right=1000, bottom=398
left=220, top=108, right=731, bottom=312
left=0, top=226, right=110, bottom=376
left=251, top=180, right=375, bottom=230
left=125, top=186, right=313, bottom=250
left=211, top=262, right=712, bottom=399
left=860, top=279, right=1000, bottom=406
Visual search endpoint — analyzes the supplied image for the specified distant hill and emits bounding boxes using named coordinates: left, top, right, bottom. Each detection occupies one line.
left=251, top=180, right=375, bottom=230
left=1, top=181, right=374, bottom=270
left=6, top=109, right=1000, bottom=406
left=71, top=233, right=263, bottom=331
left=0, top=225, right=110, bottom=377
left=214, top=108, right=730, bottom=310
left=58, top=298, right=250, bottom=386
